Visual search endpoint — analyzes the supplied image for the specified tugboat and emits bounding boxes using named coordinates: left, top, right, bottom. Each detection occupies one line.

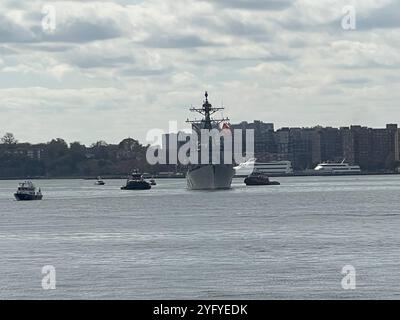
left=121, top=172, right=151, bottom=190
left=14, top=181, right=43, bottom=201
left=244, top=172, right=280, bottom=186
left=94, top=176, right=105, bottom=185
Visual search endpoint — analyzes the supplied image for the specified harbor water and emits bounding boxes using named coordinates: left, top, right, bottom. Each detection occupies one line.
left=1, top=175, right=400, bottom=299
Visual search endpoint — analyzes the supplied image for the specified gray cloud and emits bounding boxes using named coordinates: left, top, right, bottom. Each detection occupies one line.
left=190, top=14, right=271, bottom=40
left=0, top=14, right=35, bottom=43
left=119, top=66, right=174, bottom=77
left=141, top=34, right=217, bottom=48
left=201, top=0, right=294, bottom=11
left=70, top=54, right=135, bottom=69
left=358, top=2, right=400, bottom=29
left=0, top=0, right=400, bottom=145
left=336, top=77, right=371, bottom=85
left=34, top=19, right=123, bottom=43
left=0, top=45, right=18, bottom=55
left=18, top=43, right=73, bottom=52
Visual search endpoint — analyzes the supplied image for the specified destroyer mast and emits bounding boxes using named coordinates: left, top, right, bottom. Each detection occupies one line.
left=186, top=91, right=229, bottom=131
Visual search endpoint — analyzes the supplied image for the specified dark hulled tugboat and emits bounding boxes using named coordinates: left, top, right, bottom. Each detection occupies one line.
left=121, top=172, right=151, bottom=190
left=244, top=172, right=280, bottom=186
left=14, top=181, right=43, bottom=201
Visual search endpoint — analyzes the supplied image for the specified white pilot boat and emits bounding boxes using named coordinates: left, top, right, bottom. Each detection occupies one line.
left=14, top=181, right=43, bottom=201
left=94, top=176, right=105, bottom=185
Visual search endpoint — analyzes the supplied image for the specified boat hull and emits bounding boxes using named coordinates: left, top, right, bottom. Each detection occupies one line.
left=121, top=181, right=151, bottom=190
left=244, top=178, right=280, bottom=186
left=14, top=193, right=43, bottom=201
left=187, top=164, right=235, bottom=190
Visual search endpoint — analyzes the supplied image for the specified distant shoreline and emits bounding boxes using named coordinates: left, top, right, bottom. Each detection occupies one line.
left=0, top=171, right=399, bottom=180
left=237, top=172, right=400, bottom=178
left=0, top=175, right=186, bottom=181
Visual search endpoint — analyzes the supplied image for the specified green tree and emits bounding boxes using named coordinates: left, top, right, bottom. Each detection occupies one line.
left=91, top=141, right=110, bottom=159
left=46, top=138, right=69, bottom=158
left=1, top=133, right=17, bottom=145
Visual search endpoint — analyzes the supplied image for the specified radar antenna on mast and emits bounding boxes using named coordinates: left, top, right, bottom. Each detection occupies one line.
left=186, top=91, right=229, bottom=131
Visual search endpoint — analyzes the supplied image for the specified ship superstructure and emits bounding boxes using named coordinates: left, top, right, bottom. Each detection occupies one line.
left=186, top=92, right=235, bottom=190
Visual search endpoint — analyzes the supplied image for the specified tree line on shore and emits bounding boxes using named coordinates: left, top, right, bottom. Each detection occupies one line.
left=0, top=133, right=165, bottom=178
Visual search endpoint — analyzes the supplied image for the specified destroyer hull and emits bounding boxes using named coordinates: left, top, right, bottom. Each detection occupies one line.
left=187, top=164, right=235, bottom=190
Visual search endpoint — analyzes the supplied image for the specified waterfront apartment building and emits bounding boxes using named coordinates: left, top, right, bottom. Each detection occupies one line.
left=232, top=121, right=400, bottom=172
left=0, top=143, right=44, bottom=160
left=157, top=121, right=400, bottom=172
left=231, top=121, right=276, bottom=161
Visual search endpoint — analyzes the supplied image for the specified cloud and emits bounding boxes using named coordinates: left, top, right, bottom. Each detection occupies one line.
left=201, top=0, right=294, bottom=11
left=37, top=18, right=124, bottom=43
left=358, top=1, right=400, bottom=29
left=0, top=14, right=35, bottom=43
left=0, top=45, right=18, bottom=55
left=141, top=34, right=216, bottom=48
left=0, top=0, right=400, bottom=145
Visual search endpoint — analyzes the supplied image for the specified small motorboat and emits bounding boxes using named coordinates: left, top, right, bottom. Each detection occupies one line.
left=244, top=172, right=280, bottom=186
left=121, top=172, right=151, bottom=190
left=14, top=181, right=43, bottom=201
left=94, top=176, right=105, bottom=185
left=149, top=178, right=157, bottom=186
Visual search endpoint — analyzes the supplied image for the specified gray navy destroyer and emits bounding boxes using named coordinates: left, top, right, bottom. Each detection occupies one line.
left=186, top=92, right=235, bottom=190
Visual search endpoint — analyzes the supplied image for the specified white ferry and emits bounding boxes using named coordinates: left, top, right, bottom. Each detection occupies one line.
left=234, top=159, right=293, bottom=176
left=314, top=161, right=361, bottom=174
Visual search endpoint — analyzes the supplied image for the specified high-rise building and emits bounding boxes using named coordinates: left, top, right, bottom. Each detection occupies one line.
left=159, top=121, right=400, bottom=173
left=275, top=128, right=290, bottom=161
left=231, top=121, right=275, bottom=160
left=287, top=128, right=315, bottom=170
left=369, top=124, right=399, bottom=170
left=340, top=127, right=355, bottom=165
left=318, top=127, right=343, bottom=163
left=348, top=126, right=370, bottom=170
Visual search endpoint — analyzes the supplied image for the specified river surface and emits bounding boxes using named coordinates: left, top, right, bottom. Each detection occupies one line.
left=1, top=175, right=400, bottom=299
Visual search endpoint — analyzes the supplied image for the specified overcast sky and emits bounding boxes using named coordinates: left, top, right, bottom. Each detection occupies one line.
left=0, top=0, right=399, bottom=145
